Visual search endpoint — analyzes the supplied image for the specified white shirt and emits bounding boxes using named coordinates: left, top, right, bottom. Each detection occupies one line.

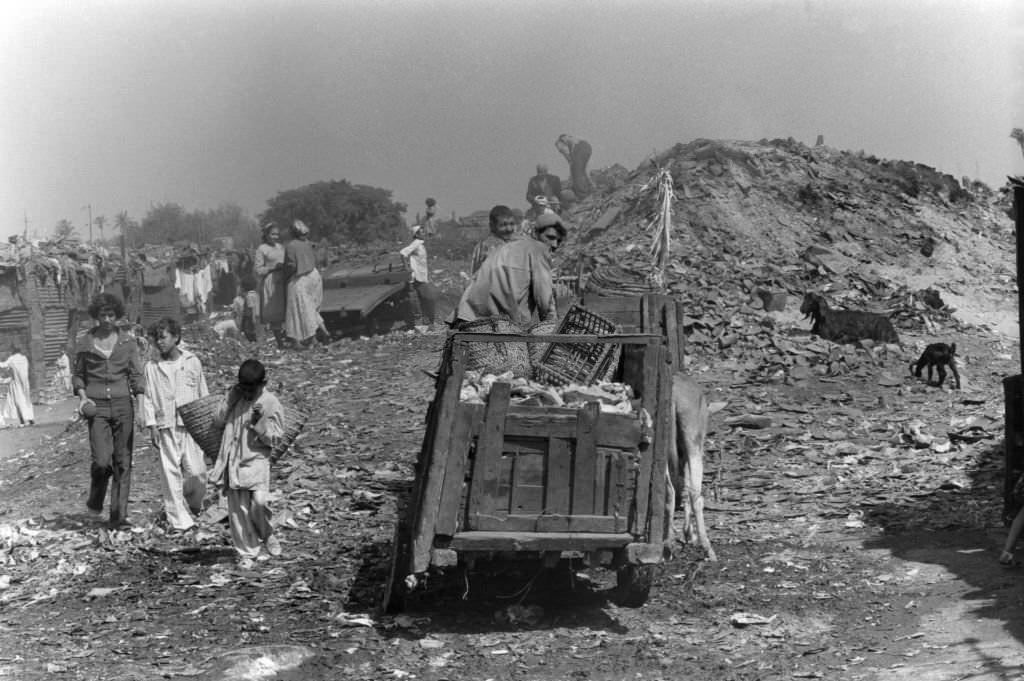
left=399, top=238, right=429, bottom=283
left=141, top=349, right=208, bottom=429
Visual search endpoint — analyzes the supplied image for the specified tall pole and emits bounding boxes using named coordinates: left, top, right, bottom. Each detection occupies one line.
left=87, top=204, right=93, bottom=244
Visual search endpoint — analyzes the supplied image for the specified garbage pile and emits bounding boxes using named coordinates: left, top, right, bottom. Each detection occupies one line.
left=554, top=137, right=1016, bottom=361
left=460, top=370, right=637, bottom=414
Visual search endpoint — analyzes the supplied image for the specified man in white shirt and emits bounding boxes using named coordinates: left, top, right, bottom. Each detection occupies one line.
left=142, top=318, right=209, bottom=532
left=399, top=225, right=437, bottom=326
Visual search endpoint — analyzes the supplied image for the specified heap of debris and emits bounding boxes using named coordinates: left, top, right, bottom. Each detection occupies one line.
left=556, top=138, right=1016, bottom=369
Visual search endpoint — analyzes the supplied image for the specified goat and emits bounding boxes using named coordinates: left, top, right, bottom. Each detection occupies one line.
left=668, top=374, right=717, bottom=562
left=800, top=292, right=900, bottom=346
left=910, top=342, right=960, bottom=389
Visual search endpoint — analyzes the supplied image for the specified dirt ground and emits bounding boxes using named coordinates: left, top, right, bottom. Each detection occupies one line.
left=1, top=306, right=1024, bottom=681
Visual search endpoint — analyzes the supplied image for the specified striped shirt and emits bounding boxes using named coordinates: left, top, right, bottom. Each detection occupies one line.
left=141, top=349, right=208, bottom=429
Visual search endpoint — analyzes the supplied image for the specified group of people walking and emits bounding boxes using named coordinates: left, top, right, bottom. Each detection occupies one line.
left=73, top=292, right=284, bottom=568
left=254, top=220, right=329, bottom=349
left=25, top=202, right=567, bottom=569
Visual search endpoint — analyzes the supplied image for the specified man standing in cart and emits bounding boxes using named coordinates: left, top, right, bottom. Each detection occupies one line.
left=454, top=213, right=566, bottom=327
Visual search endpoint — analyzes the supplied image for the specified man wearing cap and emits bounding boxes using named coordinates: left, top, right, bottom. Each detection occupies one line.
left=470, top=205, right=520, bottom=275
left=400, top=225, right=437, bottom=327
left=455, top=213, right=566, bottom=327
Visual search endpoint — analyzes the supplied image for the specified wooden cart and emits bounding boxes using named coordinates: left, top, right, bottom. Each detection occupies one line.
left=384, top=294, right=681, bottom=610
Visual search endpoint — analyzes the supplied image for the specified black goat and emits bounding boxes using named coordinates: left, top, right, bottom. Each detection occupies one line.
left=910, top=342, right=960, bottom=389
left=800, top=292, right=900, bottom=345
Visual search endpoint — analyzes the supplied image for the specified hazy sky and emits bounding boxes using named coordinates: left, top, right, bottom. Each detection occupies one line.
left=2, top=0, right=1021, bottom=241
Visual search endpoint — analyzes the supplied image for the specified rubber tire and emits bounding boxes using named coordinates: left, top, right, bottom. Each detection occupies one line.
left=614, top=564, right=653, bottom=608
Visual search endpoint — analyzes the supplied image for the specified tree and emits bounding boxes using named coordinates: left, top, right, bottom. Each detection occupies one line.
left=139, top=203, right=188, bottom=244
left=259, top=180, right=407, bottom=245
left=137, top=202, right=258, bottom=248
left=53, top=219, right=76, bottom=241
left=114, top=211, right=139, bottom=247
left=94, top=215, right=107, bottom=245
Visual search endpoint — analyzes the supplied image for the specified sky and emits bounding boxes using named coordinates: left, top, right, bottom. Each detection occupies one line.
left=1, top=0, right=1021, bottom=242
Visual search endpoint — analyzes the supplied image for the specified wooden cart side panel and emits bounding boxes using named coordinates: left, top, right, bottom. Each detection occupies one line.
left=544, top=437, right=573, bottom=515
left=434, top=405, right=478, bottom=537
left=471, top=514, right=623, bottom=533
left=571, top=402, right=600, bottom=515
left=633, top=336, right=661, bottom=540
left=646, top=342, right=672, bottom=547
left=410, top=341, right=467, bottom=574
left=578, top=294, right=644, bottom=333
left=663, top=296, right=681, bottom=368
left=467, top=382, right=512, bottom=522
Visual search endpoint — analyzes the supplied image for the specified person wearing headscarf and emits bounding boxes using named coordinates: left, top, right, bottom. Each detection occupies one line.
left=283, top=220, right=328, bottom=347
left=254, top=223, right=286, bottom=347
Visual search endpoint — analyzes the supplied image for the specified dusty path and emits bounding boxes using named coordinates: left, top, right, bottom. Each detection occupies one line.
left=0, top=328, right=1023, bottom=680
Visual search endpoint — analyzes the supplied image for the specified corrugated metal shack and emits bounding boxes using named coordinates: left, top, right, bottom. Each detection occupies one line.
left=0, top=249, right=103, bottom=401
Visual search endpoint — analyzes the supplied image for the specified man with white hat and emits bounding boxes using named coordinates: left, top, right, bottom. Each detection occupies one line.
left=400, top=225, right=437, bottom=328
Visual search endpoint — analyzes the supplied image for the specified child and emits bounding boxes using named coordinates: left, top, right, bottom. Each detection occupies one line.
left=232, top=275, right=260, bottom=343
left=211, top=359, right=284, bottom=569
left=142, top=318, right=209, bottom=532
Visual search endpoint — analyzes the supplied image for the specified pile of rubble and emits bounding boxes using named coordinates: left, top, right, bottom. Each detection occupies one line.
left=556, top=138, right=1016, bottom=360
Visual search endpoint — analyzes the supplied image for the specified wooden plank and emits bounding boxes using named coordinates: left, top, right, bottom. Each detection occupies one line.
left=664, top=296, right=680, bottom=369
left=464, top=407, right=643, bottom=451
left=579, top=294, right=643, bottom=316
left=594, top=446, right=608, bottom=515
left=472, top=513, right=621, bottom=533
left=434, top=406, right=478, bottom=536
left=454, top=332, right=659, bottom=345
left=571, top=401, right=600, bottom=515
left=508, top=443, right=546, bottom=515
left=675, top=299, right=686, bottom=367
left=544, top=437, right=572, bottom=515
left=634, top=341, right=660, bottom=539
left=450, top=531, right=633, bottom=553
left=467, top=382, right=512, bottom=526
left=647, top=343, right=671, bottom=546
left=604, top=447, right=629, bottom=532
left=410, top=341, right=467, bottom=573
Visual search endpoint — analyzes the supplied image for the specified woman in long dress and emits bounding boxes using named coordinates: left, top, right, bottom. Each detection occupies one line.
left=254, top=224, right=286, bottom=347
left=283, top=220, right=328, bottom=348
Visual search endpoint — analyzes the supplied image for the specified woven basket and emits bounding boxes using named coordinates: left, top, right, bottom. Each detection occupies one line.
left=177, top=394, right=307, bottom=462
left=459, top=317, right=531, bottom=377
left=177, top=394, right=224, bottom=460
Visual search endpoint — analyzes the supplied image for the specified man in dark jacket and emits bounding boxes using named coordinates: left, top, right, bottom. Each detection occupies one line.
left=526, top=164, right=562, bottom=218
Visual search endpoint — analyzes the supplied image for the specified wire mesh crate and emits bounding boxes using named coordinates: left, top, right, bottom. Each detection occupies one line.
left=533, top=304, right=619, bottom=385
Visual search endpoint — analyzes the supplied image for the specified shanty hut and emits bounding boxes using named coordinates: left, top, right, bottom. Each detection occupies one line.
left=0, top=242, right=103, bottom=401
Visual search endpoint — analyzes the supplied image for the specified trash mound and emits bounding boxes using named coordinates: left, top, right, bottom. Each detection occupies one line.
left=557, top=138, right=1017, bottom=360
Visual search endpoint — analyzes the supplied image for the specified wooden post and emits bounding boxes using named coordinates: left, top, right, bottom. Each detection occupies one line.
left=1017, top=186, right=1024, bottom=371
left=1007, top=186, right=1024, bottom=522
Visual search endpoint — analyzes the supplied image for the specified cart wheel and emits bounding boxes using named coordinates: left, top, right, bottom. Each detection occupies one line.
left=614, top=564, right=653, bottom=608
